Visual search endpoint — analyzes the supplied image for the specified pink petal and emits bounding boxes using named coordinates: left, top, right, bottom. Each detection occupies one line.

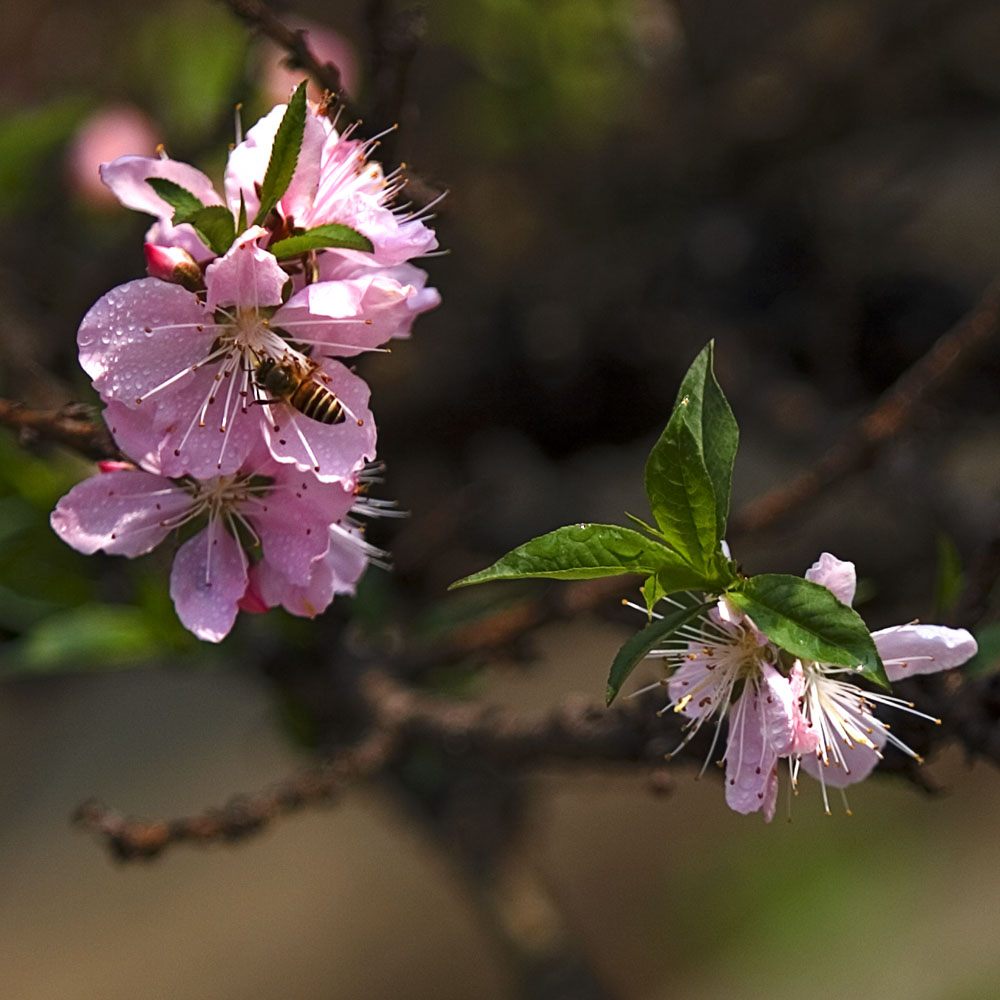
left=250, top=557, right=337, bottom=618
left=169, top=522, right=248, bottom=642
left=204, top=227, right=288, bottom=311
left=799, top=739, right=881, bottom=789
left=51, top=469, right=189, bottom=557
left=873, top=624, right=978, bottom=680
left=78, top=279, right=213, bottom=402
left=759, top=662, right=797, bottom=755
left=724, top=685, right=778, bottom=816
left=100, top=155, right=223, bottom=219
left=252, top=473, right=355, bottom=585
left=275, top=270, right=432, bottom=355
left=805, top=552, right=856, bottom=606
left=132, top=369, right=264, bottom=480
left=788, top=663, right=820, bottom=755
left=325, top=523, right=372, bottom=592
left=261, top=360, right=376, bottom=483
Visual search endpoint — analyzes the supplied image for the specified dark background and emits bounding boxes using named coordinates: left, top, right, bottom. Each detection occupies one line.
left=1, top=1, right=999, bottom=997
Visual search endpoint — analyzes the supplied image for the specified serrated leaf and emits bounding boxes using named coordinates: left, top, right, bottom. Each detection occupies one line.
left=699, top=344, right=738, bottom=538
left=641, top=572, right=666, bottom=616
left=727, top=574, right=889, bottom=688
left=606, top=600, right=712, bottom=705
left=270, top=223, right=374, bottom=258
left=146, top=177, right=206, bottom=221
left=184, top=205, right=236, bottom=256
left=449, top=524, right=686, bottom=589
left=254, top=80, right=308, bottom=226
left=644, top=342, right=738, bottom=570
left=644, top=419, right=719, bottom=572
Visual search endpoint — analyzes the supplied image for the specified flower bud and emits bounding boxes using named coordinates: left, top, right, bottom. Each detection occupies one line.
left=144, top=244, right=203, bottom=291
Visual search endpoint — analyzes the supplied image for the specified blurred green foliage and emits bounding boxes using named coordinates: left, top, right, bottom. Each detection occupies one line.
left=128, top=0, right=248, bottom=144
left=433, top=0, right=640, bottom=151
left=0, top=430, right=206, bottom=676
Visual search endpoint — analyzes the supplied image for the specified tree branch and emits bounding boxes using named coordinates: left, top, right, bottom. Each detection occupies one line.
left=731, top=275, right=1000, bottom=535
left=0, top=401, right=116, bottom=462
left=76, top=660, right=1000, bottom=860
left=222, top=0, right=348, bottom=103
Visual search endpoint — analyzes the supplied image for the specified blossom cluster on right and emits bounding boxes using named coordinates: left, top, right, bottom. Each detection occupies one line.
left=645, top=552, right=976, bottom=819
left=452, top=343, right=981, bottom=817
left=52, top=85, right=439, bottom=640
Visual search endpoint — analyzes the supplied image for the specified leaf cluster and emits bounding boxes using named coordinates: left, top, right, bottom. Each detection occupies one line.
left=451, top=343, right=888, bottom=702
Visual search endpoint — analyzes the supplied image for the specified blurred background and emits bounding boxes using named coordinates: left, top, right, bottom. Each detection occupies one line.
left=2, top=0, right=1000, bottom=997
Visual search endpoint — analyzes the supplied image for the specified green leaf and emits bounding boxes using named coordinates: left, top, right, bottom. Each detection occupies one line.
left=963, top=624, right=1000, bottom=677
left=605, top=600, right=712, bottom=705
left=644, top=341, right=738, bottom=570
left=254, top=80, right=308, bottom=226
left=644, top=419, right=719, bottom=572
left=624, top=511, right=667, bottom=541
left=641, top=572, right=666, bottom=616
left=449, top=524, right=685, bottom=588
left=1, top=604, right=161, bottom=676
left=934, top=533, right=964, bottom=617
left=238, top=189, right=248, bottom=234
left=727, top=574, right=889, bottom=688
left=270, top=223, right=375, bottom=258
left=184, top=205, right=237, bottom=256
left=146, top=177, right=206, bottom=220
left=699, top=344, right=739, bottom=539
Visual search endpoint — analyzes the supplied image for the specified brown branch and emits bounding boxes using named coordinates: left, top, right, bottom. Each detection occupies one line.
left=0, top=400, right=116, bottom=462
left=222, top=0, right=348, bottom=103
left=732, top=275, right=1000, bottom=535
left=74, top=726, right=398, bottom=859
left=77, top=659, right=1000, bottom=861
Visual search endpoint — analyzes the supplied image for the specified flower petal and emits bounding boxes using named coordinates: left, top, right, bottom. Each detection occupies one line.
left=724, top=685, right=778, bottom=817
left=261, top=360, right=376, bottom=483
left=805, top=552, right=856, bottom=606
left=204, top=227, right=288, bottom=311
left=873, top=624, right=978, bottom=680
left=169, top=522, right=248, bottom=642
left=252, top=472, right=355, bottom=585
left=798, top=738, right=881, bottom=789
left=78, top=279, right=213, bottom=402
left=100, top=155, right=223, bottom=219
left=51, top=469, right=189, bottom=557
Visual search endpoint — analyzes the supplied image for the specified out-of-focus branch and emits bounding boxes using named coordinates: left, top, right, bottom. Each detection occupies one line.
left=0, top=401, right=116, bottom=462
left=74, top=726, right=398, bottom=859
left=77, top=661, right=1000, bottom=860
left=223, top=0, right=348, bottom=103
left=731, top=275, right=1000, bottom=535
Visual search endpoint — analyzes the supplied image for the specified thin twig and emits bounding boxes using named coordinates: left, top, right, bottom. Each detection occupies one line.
left=0, top=401, right=116, bottom=462
left=732, top=275, right=1000, bottom=535
left=223, top=0, right=348, bottom=102
left=74, top=726, right=398, bottom=859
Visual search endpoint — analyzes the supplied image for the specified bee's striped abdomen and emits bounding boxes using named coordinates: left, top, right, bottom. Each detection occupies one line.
left=289, top=381, right=346, bottom=424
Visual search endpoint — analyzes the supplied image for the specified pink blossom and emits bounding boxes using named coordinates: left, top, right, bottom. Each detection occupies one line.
left=638, top=596, right=804, bottom=821
left=223, top=102, right=439, bottom=269
left=67, top=105, right=159, bottom=209
left=51, top=449, right=359, bottom=642
left=793, top=552, right=978, bottom=812
left=79, top=228, right=381, bottom=483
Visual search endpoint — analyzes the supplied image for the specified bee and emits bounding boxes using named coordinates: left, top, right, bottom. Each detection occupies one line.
left=254, top=355, right=346, bottom=425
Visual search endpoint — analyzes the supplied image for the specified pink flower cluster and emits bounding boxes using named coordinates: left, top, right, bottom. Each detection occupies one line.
left=641, top=553, right=977, bottom=819
left=52, top=96, right=439, bottom=640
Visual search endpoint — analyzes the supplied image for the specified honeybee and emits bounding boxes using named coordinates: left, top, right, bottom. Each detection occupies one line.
left=255, top=355, right=346, bottom=424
